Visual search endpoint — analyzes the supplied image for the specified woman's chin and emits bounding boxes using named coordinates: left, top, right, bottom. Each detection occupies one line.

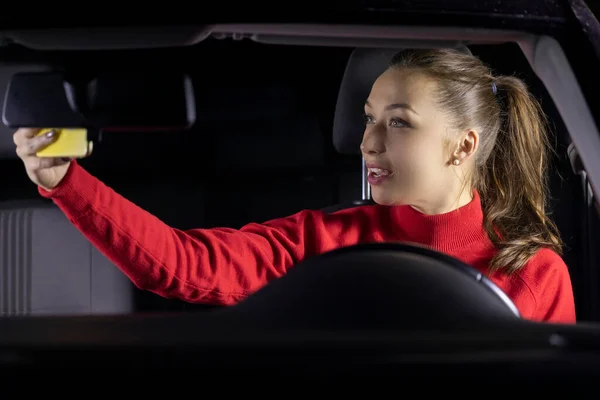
left=370, top=189, right=406, bottom=206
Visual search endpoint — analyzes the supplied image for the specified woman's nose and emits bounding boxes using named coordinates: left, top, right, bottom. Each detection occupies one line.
left=360, top=128, right=386, bottom=155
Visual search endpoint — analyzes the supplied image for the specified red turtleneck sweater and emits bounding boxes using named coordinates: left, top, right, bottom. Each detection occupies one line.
left=39, top=162, right=576, bottom=324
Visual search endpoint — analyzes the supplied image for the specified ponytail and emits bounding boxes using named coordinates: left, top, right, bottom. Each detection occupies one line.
left=479, top=76, right=563, bottom=274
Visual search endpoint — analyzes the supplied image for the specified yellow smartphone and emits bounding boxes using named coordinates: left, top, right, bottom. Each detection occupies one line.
left=35, top=128, right=93, bottom=158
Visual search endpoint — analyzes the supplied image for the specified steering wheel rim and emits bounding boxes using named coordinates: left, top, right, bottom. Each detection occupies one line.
left=218, top=241, right=522, bottom=330
left=313, top=242, right=521, bottom=318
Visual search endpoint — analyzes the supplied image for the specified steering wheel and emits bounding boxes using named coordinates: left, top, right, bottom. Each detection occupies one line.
left=215, top=243, right=521, bottom=330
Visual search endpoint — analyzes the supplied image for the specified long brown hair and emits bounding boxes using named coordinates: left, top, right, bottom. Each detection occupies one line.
left=389, top=48, right=563, bottom=274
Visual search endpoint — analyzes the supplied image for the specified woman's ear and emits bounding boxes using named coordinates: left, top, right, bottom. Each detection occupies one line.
left=451, top=129, right=479, bottom=165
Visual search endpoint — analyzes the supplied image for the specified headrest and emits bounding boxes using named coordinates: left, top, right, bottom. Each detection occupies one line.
left=332, top=46, right=472, bottom=154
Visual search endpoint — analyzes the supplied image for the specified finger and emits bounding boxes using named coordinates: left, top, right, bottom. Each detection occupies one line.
left=16, top=130, right=57, bottom=158
left=23, top=155, right=70, bottom=170
left=13, top=128, right=41, bottom=146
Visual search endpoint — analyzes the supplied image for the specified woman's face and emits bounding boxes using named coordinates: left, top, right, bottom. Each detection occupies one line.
left=361, top=68, right=474, bottom=214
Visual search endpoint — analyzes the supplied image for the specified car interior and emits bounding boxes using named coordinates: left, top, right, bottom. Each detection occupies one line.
left=0, top=37, right=594, bottom=317
left=0, top=16, right=600, bottom=373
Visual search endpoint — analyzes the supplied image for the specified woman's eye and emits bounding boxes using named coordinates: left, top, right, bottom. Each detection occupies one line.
left=390, top=118, right=408, bottom=128
left=363, top=114, right=374, bottom=124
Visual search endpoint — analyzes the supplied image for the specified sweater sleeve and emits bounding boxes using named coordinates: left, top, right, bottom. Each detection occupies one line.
left=39, top=162, right=346, bottom=305
left=520, top=248, right=577, bottom=324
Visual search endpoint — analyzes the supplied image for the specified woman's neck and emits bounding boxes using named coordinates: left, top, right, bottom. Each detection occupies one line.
left=395, top=189, right=487, bottom=253
left=409, top=188, right=475, bottom=215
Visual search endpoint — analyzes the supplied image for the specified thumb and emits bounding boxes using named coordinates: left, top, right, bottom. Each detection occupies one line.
left=33, top=156, right=72, bottom=169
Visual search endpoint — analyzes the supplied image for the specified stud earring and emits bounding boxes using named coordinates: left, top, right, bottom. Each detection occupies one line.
left=453, top=159, right=460, bottom=166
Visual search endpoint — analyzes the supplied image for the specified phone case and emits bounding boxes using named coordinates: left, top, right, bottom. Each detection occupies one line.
left=35, top=128, right=91, bottom=158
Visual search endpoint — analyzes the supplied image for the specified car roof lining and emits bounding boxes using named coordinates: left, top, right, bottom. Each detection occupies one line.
left=0, top=24, right=528, bottom=51
left=0, top=24, right=597, bottom=199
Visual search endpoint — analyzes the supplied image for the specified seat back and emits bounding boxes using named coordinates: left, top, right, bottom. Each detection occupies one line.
left=0, top=200, right=133, bottom=316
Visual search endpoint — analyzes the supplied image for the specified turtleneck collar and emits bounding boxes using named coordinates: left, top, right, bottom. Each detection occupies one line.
left=392, top=190, right=489, bottom=254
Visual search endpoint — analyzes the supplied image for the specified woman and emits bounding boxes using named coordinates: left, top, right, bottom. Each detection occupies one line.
left=13, top=48, right=576, bottom=323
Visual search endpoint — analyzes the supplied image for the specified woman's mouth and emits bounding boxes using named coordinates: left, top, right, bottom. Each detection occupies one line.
left=367, top=167, right=393, bottom=185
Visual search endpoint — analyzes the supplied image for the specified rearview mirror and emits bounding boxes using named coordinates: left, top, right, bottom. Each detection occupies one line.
left=2, top=70, right=196, bottom=131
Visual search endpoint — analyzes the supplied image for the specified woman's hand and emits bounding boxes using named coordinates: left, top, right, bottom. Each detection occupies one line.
left=13, top=128, right=73, bottom=191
